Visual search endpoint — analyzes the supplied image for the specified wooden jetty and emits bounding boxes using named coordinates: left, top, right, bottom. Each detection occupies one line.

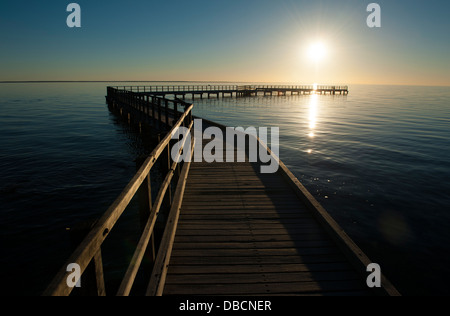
left=112, top=84, right=349, bottom=100
left=43, top=86, right=399, bottom=296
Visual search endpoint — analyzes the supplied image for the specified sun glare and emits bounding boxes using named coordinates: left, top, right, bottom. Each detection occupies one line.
left=308, top=42, right=327, bottom=63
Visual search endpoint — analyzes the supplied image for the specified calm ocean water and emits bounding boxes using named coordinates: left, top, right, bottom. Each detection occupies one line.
left=0, top=82, right=449, bottom=295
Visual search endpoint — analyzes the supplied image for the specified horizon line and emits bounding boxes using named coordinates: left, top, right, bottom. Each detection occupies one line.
left=0, top=80, right=449, bottom=88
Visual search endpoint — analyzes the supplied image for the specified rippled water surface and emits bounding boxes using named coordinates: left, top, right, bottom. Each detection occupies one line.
left=1, top=83, right=449, bottom=295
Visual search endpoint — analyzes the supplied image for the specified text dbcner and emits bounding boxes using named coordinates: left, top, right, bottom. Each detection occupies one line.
left=224, top=301, right=271, bottom=311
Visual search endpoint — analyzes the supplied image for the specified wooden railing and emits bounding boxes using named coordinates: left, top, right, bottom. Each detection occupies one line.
left=243, top=85, right=349, bottom=91
left=112, top=85, right=239, bottom=93
left=110, top=85, right=348, bottom=94
left=43, top=89, right=194, bottom=296
left=106, top=87, right=193, bottom=129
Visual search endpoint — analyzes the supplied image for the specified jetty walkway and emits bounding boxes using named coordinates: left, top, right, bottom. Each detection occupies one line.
left=43, top=86, right=399, bottom=296
left=118, top=84, right=348, bottom=100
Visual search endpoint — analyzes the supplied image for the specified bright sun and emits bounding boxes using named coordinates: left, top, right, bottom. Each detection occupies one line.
left=308, top=42, right=327, bottom=63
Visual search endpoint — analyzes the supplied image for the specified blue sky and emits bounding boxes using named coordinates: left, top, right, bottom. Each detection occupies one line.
left=0, top=0, right=449, bottom=85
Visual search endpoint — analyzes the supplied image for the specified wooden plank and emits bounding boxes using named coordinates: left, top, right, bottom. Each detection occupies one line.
left=176, top=234, right=329, bottom=244
left=163, top=279, right=366, bottom=296
left=169, top=253, right=347, bottom=266
left=183, top=198, right=303, bottom=205
left=173, top=232, right=330, bottom=243
left=178, top=216, right=316, bottom=223
left=167, top=262, right=353, bottom=274
left=178, top=209, right=310, bottom=216
left=179, top=215, right=310, bottom=222
left=175, top=227, right=326, bottom=236
left=173, top=239, right=334, bottom=249
left=170, top=247, right=341, bottom=258
left=179, top=206, right=308, bottom=213
left=181, top=194, right=300, bottom=200
left=178, top=215, right=316, bottom=222
left=180, top=201, right=305, bottom=207
left=165, top=270, right=360, bottom=285
left=181, top=199, right=303, bottom=205
left=176, top=222, right=324, bottom=230
left=178, top=213, right=313, bottom=220
left=183, top=184, right=289, bottom=189
left=180, top=204, right=307, bottom=210
left=251, top=290, right=371, bottom=297
left=176, top=226, right=321, bottom=234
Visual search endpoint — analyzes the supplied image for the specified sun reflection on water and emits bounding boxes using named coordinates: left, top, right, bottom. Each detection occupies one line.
left=306, top=94, right=319, bottom=154
left=308, top=94, right=318, bottom=136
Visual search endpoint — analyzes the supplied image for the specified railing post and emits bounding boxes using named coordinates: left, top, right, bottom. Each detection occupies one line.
left=173, top=101, right=178, bottom=126
left=68, top=221, right=106, bottom=296
left=136, top=158, right=152, bottom=229
left=136, top=157, right=156, bottom=263
left=145, top=95, right=149, bottom=116
left=158, top=98, right=162, bottom=130
left=166, top=142, right=173, bottom=206
left=165, top=99, right=169, bottom=129
left=157, top=133, right=172, bottom=221
left=152, top=97, right=156, bottom=127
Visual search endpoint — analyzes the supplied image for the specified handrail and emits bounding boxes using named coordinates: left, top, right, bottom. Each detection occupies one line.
left=117, top=120, right=194, bottom=296
left=112, top=85, right=348, bottom=94
left=146, top=138, right=195, bottom=296
left=43, top=89, right=194, bottom=296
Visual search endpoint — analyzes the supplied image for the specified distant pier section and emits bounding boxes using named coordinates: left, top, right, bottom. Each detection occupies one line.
left=110, top=85, right=349, bottom=100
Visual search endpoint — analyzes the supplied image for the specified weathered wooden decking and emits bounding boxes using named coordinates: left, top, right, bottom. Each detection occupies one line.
left=162, top=124, right=395, bottom=296
left=43, top=86, right=399, bottom=296
left=166, top=161, right=368, bottom=295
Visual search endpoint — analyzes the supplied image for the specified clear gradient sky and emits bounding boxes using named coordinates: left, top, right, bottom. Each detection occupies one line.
left=0, top=0, right=449, bottom=85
